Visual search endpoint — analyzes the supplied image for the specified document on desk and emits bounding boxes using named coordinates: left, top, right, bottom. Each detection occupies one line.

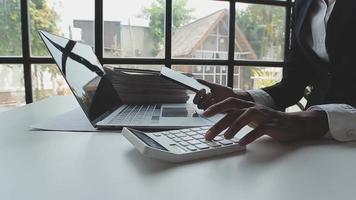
left=30, top=107, right=98, bottom=132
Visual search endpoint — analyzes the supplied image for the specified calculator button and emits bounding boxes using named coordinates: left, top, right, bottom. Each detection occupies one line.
left=207, top=142, right=221, bottom=147
left=186, top=131, right=198, bottom=136
left=167, top=135, right=175, bottom=139
left=219, top=140, right=233, bottom=145
left=181, top=136, right=194, bottom=141
left=197, top=130, right=206, bottom=134
left=173, top=138, right=182, bottom=142
left=188, top=140, right=201, bottom=145
left=230, top=138, right=240, bottom=143
left=191, top=128, right=201, bottom=131
left=181, top=129, right=190, bottom=133
left=193, top=135, right=204, bottom=140
left=169, top=130, right=180, bottom=134
left=179, top=141, right=189, bottom=146
left=200, top=126, right=210, bottom=130
left=186, top=146, right=197, bottom=151
left=162, top=132, right=170, bottom=136
left=153, top=133, right=162, bottom=137
left=175, top=133, right=186, bottom=137
left=199, top=139, right=209, bottom=144
left=214, top=136, right=224, bottom=141
left=195, top=144, right=210, bottom=150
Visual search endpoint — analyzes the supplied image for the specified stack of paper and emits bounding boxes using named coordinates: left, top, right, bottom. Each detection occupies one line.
left=104, top=67, right=189, bottom=104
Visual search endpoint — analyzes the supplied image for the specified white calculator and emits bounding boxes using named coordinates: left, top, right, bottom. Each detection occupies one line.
left=122, top=126, right=250, bottom=162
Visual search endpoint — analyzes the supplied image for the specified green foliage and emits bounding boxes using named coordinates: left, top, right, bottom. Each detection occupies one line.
left=236, top=5, right=285, bottom=60
left=0, top=0, right=59, bottom=100
left=251, top=67, right=280, bottom=89
left=28, top=0, right=60, bottom=100
left=143, top=0, right=194, bottom=56
left=29, top=0, right=59, bottom=56
left=0, top=0, right=22, bottom=55
left=0, top=0, right=59, bottom=56
left=236, top=5, right=285, bottom=90
left=171, top=0, right=194, bottom=30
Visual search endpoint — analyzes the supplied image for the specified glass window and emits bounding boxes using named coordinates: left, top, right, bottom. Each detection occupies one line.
left=203, top=35, right=217, bottom=51
left=172, top=0, right=229, bottom=60
left=0, top=0, right=22, bottom=56
left=172, top=65, right=228, bottom=86
left=218, top=36, right=228, bottom=52
left=103, top=0, right=165, bottom=58
left=0, top=0, right=293, bottom=105
left=0, top=64, right=25, bottom=111
left=233, top=66, right=282, bottom=91
left=31, top=64, right=71, bottom=101
left=235, top=3, right=286, bottom=61
left=29, top=0, right=95, bottom=56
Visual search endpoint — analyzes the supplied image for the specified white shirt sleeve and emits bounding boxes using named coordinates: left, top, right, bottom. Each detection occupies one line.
left=308, top=104, right=356, bottom=141
left=246, top=89, right=276, bottom=109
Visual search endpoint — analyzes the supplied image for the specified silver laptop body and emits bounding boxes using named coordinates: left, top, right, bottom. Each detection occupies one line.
left=39, top=31, right=218, bottom=130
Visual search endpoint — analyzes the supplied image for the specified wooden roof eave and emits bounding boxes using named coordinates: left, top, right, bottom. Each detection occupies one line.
left=187, top=10, right=228, bottom=57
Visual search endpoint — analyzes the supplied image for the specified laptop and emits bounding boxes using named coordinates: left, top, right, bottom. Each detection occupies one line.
left=39, top=31, right=220, bottom=130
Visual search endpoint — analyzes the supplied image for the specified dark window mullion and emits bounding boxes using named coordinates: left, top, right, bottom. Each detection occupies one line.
left=236, top=0, right=289, bottom=7
left=20, top=0, right=32, bottom=103
left=0, top=57, right=24, bottom=64
left=234, top=60, right=284, bottom=67
left=0, top=57, right=55, bottom=64
left=165, top=0, right=172, bottom=68
left=101, top=58, right=285, bottom=67
left=95, top=0, right=103, bottom=63
left=284, top=0, right=292, bottom=62
left=227, top=1, right=236, bottom=88
left=29, top=57, right=54, bottom=63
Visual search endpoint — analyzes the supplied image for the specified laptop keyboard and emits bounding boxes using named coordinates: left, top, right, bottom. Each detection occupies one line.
left=111, top=104, right=157, bottom=124
left=154, top=126, right=240, bottom=151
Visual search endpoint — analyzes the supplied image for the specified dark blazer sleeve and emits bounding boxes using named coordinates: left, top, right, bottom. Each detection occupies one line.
left=262, top=5, right=313, bottom=110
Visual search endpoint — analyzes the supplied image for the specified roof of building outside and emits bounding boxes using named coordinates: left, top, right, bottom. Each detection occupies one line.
left=165, top=9, right=256, bottom=59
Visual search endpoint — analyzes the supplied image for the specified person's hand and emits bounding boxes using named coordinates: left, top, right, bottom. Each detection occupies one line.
left=203, top=97, right=329, bottom=145
left=193, top=79, right=253, bottom=110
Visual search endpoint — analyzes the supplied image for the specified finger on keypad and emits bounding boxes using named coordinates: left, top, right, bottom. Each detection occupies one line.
left=239, top=125, right=268, bottom=145
left=224, top=108, right=267, bottom=139
left=205, top=112, right=239, bottom=141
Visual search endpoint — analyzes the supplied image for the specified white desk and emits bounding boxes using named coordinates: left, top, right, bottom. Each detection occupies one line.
left=1, top=96, right=356, bottom=200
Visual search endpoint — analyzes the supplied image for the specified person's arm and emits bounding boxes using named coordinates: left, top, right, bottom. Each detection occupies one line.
left=308, top=104, right=356, bottom=141
left=261, top=4, right=312, bottom=111
left=247, top=89, right=276, bottom=109
left=246, top=91, right=356, bottom=142
left=202, top=97, right=329, bottom=144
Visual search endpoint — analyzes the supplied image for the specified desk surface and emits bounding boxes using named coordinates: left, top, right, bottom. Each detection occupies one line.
left=1, top=96, right=356, bottom=200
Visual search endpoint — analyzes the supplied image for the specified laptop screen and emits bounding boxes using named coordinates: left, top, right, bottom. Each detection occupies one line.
left=39, top=31, right=121, bottom=125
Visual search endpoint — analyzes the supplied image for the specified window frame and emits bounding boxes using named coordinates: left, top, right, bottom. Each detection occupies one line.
left=0, top=0, right=293, bottom=104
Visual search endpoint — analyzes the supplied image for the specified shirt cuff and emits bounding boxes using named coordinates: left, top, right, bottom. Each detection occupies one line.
left=246, top=89, right=276, bottom=109
left=308, top=104, right=356, bottom=141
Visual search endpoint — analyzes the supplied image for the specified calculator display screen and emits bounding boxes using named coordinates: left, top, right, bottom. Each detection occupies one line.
left=130, top=129, right=168, bottom=151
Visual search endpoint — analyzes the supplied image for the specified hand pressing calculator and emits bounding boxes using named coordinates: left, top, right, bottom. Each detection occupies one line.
left=122, top=126, right=251, bottom=162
